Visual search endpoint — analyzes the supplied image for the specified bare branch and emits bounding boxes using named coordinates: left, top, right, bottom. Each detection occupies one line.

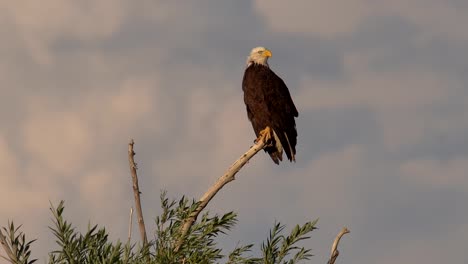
left=174, top=133, right=268, bottom=252
left=127, top=207, right=133, bottom=245
left=327, top=227, right=350, bottom=264
left=0, top=228, right=16, bottom=263
left=128, top=140, right=148, bottom=246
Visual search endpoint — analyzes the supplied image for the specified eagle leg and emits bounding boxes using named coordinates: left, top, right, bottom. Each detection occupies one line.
left=256, top=126, right=274, bottom=147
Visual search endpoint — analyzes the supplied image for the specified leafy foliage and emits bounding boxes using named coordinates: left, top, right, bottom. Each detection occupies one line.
left=0, top=222, right=37, bottom=264
left=261, top=220, right=318, bottom=264
left=1, top=193, right=318, bottom=264
left=154, top=191, right=241, bottom=263
left=46, top=200, right=149, bottom=264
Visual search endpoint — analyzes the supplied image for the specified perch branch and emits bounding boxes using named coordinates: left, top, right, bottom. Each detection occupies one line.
left=327, top=227, right=350, bottom=264
left=0, top=229, right=17, bottom=263
left=128, top=140, right=148, bottom=246
left=174, top=133, right=268, bottom=252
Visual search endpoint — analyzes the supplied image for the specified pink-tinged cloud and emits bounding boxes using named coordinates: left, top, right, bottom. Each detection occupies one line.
left=22, top=109, right=91, bottom=175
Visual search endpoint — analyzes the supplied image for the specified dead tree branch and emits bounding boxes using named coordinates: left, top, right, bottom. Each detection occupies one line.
left=0, top=229, right=17, bottom=263
left=174, top=133, right=268, bottom=252
left=128, top=140, right=148, bottom=246
left=127, top=207, right=133, bottom=245
left=327, top=227, right=350, bottom=264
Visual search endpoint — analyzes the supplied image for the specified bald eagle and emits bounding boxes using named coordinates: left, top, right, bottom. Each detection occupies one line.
left=242, top=47, right=298, bottom=164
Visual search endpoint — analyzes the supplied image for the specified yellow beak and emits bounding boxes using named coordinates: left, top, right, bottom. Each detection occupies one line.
left=263, top=49, right=272, bottom=57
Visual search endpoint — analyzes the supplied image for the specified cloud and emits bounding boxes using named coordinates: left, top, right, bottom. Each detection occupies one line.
left=79, top=169, right=126, bottom=214
left=294, top=144, right=365, bottom=213
left=254, top=0, right=468, bottom=39
left=400, top=157, right=468, bottom=188
left=296, top=46, right=467, bottom=151
left=80, top=77, right=160, bottom=138
left=0, top=134, right=19, bottom=180
left=22, top=107, right=91, bottom=175
left=253, top=0, right=369, bottom=37
left=381, top=0, right=468, bottom=40
left=297, top=51, right=454, bottom=110
left=0, top=0, right=126, bottom=64
left=0, top=134, right=63, bottom=218
left=0, top=135, right=22, bottom=214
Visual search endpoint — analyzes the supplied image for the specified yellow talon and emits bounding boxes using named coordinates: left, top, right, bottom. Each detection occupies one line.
left=258, top=126, right=273, bottom=146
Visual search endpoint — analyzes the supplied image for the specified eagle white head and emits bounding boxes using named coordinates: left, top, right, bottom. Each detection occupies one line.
left=246, top=46, right=272, bottom=67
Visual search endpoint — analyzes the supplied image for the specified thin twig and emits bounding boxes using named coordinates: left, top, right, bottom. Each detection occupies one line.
left=174, top=133, right=268, bottom=252
left=0, top=228, right=17, bottom=263
left=327, top=227, right=350, bottom=264
left=128, top=140, right=148, bottom=246
left=127, top=207, right=134, bottom=245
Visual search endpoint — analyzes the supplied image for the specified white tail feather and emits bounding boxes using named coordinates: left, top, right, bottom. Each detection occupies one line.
left=272, top=129, right=283, bottom=157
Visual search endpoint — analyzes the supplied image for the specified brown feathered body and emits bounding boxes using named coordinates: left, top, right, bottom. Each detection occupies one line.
left=242, top=63, right=298, bottom=164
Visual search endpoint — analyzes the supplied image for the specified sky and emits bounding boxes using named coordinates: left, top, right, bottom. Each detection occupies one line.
left=1, top=1, right=467, bottom=263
